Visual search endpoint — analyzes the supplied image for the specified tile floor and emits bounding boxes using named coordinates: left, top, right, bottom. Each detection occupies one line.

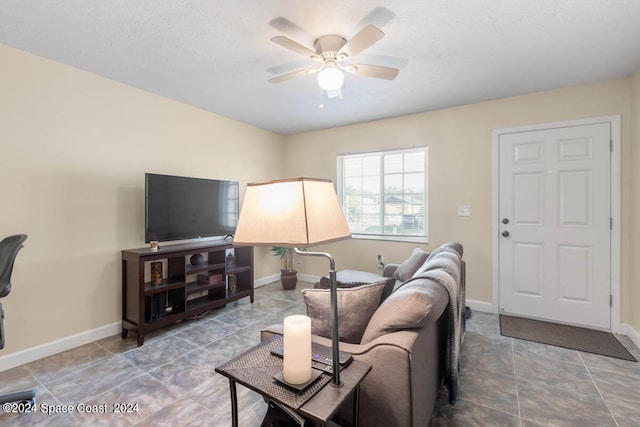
left=1, top=281, right=639, bottom=426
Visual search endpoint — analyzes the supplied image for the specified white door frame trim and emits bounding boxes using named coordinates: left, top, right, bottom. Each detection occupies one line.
left=492, top=115, right=621, bottom=333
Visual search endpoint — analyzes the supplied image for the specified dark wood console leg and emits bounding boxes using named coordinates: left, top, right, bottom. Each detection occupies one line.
left=121, top=328, right=128, bottom=339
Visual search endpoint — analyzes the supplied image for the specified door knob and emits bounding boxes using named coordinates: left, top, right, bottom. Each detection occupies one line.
left=502, top=218, right=510, bottom=224
left=502, top=230, right=510, bottom=237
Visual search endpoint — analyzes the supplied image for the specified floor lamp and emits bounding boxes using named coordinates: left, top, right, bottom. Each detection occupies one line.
left=233, top=177, right=351, bottom=386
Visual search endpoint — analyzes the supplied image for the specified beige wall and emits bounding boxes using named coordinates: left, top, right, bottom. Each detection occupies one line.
left=2, top=44, right=638, bottom=360
left=284, top=79, right=634, bottom=326
left=630, top=68, right=640, bottom=331
left=0, top=46, right=284, bottom=354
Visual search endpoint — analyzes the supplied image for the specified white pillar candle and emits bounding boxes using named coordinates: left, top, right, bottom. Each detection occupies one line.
left=283, top=315, right=312, bottom=384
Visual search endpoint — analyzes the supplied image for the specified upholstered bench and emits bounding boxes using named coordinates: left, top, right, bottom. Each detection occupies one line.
left=314, top=269, right=395, bottom=302
left=314, top=269, right=389, bottom=287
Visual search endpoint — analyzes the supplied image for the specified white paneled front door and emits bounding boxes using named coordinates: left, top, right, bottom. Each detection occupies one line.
left=498, top=122, right=611, bottom=329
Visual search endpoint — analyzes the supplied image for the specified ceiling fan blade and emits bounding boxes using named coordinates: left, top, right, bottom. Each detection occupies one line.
left=271, top=36, right=318, bottom=59
left=268, top=68, right=319, bottom=84
left=356, top=7, right=396, bottom=29
left=267, top=60, right=317, bottom=76
left=346, top=64, right=399, bottom=80
left=340, top=25, right=385, bottom=58
left=269, top=16, right=315, bottom=48
left=352, top=54, right=408, bottom=69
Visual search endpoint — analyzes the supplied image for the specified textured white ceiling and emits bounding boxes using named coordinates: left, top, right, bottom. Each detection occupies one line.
left=2, top=1, right=640, bottom=135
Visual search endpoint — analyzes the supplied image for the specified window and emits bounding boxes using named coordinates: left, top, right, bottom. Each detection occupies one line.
left=337, top=146, right=428, bottom=243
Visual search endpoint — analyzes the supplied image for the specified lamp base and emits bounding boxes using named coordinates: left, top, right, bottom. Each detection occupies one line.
left=272, top=370, right=322, bottom=391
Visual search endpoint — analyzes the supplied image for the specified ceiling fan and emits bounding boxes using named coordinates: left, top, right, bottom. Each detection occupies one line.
left=269, top=24, right=399, bottom=97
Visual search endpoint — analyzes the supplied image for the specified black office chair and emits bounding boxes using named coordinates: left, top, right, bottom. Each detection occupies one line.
left=0, top=234, right=36, bottom=406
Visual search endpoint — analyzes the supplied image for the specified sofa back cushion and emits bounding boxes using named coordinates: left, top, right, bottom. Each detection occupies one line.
left=360, top=279, right=449, bottom=344
left=393, top=247, right=430, bottom=282
left=302, top=282, right=386, bottom=344
left=414, top=247, right=462, bottom=284
left=437, top=241, right=463, bottom=257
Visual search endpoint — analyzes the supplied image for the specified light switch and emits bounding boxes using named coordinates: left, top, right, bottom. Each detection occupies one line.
left=458, top=205, right=471, bottom=217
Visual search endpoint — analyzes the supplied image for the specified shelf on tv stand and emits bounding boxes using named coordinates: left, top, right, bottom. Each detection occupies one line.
left=144, top=279, right=185, bottom=295
left=121, top=240, right=254, bottom=346
left=186, top=280, right=226, bottom=294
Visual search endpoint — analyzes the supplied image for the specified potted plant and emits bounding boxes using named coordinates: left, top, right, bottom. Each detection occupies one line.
left=270, top=246, right=298, bottom=290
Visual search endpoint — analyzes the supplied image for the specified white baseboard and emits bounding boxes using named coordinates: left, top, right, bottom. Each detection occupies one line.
left=254, top=274, right=321, bottom=288
left=254, top=274, right=280, bottom=288
left=298, top=273, right=321, bottom=283
left=0, top=322, right=121, bottom=373
left=466, top=299, right=494, bottom=314
left=621, top=323, right=640, bottom=349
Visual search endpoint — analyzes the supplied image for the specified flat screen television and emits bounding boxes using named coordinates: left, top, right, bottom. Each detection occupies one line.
left=145, top=173, right=239, bottom=243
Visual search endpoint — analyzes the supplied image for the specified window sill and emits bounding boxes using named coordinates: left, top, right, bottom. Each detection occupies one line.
left=350, top=233, right=428, bottom=244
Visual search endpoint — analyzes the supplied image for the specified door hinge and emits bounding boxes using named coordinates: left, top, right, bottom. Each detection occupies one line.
left=610, top=140, right=613, bottom=152
left=610, top=217, right=613, bottom=230
left=610, top=294, right=613, bottom=307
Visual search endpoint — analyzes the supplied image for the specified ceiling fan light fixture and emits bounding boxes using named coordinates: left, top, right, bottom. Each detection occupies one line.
left=326, top=88, right=342, bottom=99
left=317, top=67, right=344, bottom=91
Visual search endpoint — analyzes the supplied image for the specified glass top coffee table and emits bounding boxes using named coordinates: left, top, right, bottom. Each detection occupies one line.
left=215, top=336, right=371, bottom=426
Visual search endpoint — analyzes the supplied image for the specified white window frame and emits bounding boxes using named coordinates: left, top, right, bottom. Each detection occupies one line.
left=337, top=146, right=429, bottom=243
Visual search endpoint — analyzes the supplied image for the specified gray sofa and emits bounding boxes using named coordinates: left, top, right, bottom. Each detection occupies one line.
left=261, top=242, right=465, bottom=426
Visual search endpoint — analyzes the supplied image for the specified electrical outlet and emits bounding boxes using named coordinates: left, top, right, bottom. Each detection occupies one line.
left=458, top=205, right=471, bottom=217
left=296, top=260, right=302, bottom=267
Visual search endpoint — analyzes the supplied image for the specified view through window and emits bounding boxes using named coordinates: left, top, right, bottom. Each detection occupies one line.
left=337, top=146, right=428, bottom=242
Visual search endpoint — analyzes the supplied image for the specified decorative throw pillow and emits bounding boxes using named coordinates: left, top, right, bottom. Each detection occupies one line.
left=393, top=247, right=430, bottom=282
left=302, top=282, right=386, bottom=344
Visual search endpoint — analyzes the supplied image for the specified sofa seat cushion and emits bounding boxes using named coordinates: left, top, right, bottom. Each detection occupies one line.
left=361, top=279, right=449, bottom=344
left=302, top=282, right=386, bottom=344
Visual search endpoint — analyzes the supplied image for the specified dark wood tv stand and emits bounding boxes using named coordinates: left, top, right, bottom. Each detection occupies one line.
left=121, top=240, right=254, bottom=346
